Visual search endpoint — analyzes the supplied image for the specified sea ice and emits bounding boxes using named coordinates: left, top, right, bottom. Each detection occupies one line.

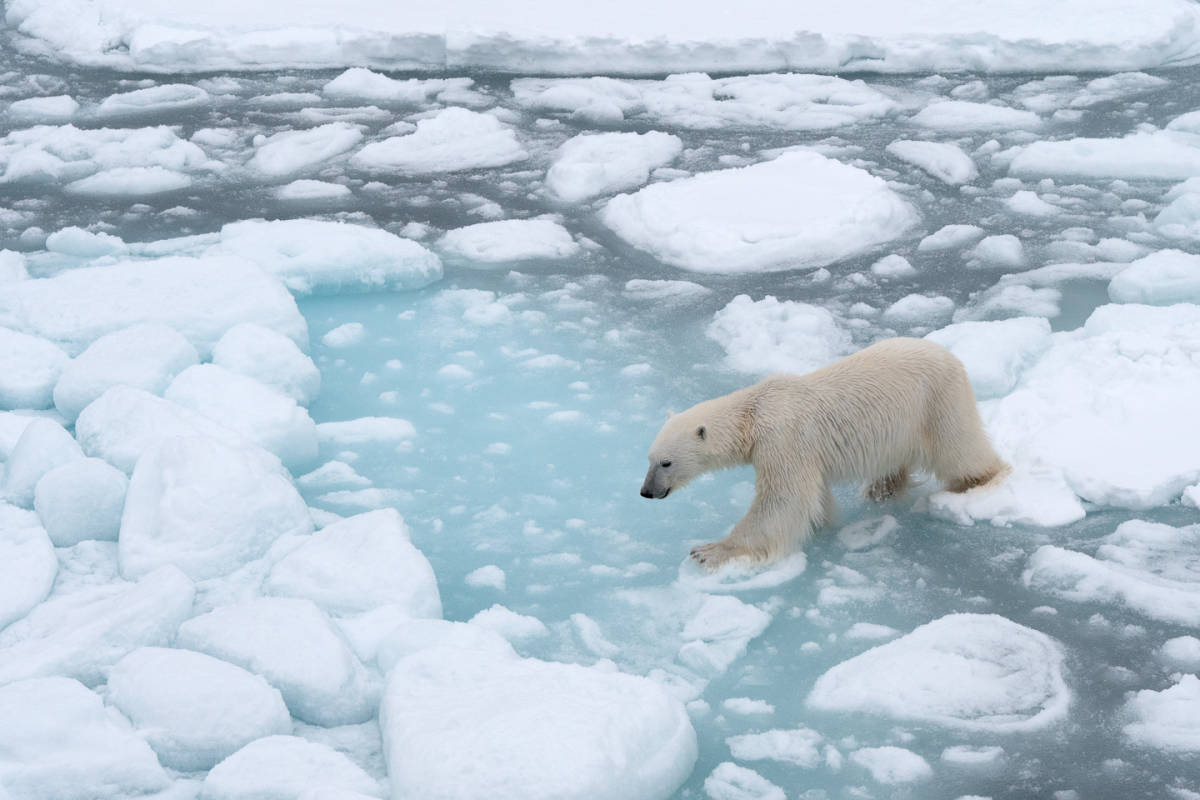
left=107, top=647, right=291, bottom=771
left=351, top=107, right=527, bottom=174
left=965, top=234, right=1026, bottom=270
left=911, top=101, right=1041, bottom=132
left=322, top=322, right=366, bottom=348
left=0, top=566, right=195, bottom=686
left=265, top=509, right=442, bottom=618
left=925, top=317, right=1052, bottom=399
left=1024, top=520, right=1200, bottom=626
left=886, top=140, right=978, bottom=185
left=807, top=613, right=1069, bottom=732
left=602, top=150, right=919, bottom=273
left=1009, top=131, right=1200, bottom=180
left=33, top=458, right=128, bottom=546
left=1, top=418, right=83, bottom=508
left=275, top=179, right=352, bottom=201
left=469, top=604, right=550, bottom=644
left=63, top=165, right=192, bottom=196
left=1006, top=190, right=1060, bottom=216
left=0, top=327, right=68, bottom=410
left=52, top=323, right=199, bottom=421
left=0, top=256, right=307, bottom=357
left=0, top=124, right=210, bottom=186
left=323, top=68, right=475, bottom=106
left=546, top=131, right=682, bottom=202
left=247, top=123, right=364, bottom=178
left=44, top=225, right=128, bottom=257
left=1122, top=675, right=1200, bottom=752
left=95, top=83, right=209, bottom=118
left=918, top=223, right=986, bottom=252
left=871, top=254, right=917, bottom=279
left=201, top=735, right=381, bottom=800
left=316, top=417, right=416, bottom=445
left=702, top=762, right=784, bottom=800
left=438, top=218, right=579, bottom=265
left=176, top=597, right=376, bottom=726
left=881, top=294, right=955, bottom=327
left=212, top=323, right=321, bottom=405
left=1159, top=636, right=1200, bottom=671
left=119, top=435, right=312, bottom=581
left=465, top=565, right=506, bottom=591
left=165, top=365, right=319, bottom=471
left=0, top=503, right=56, bottom=630
left=0, top=677, right=169, bottom=800
left=6, top=94, right=78, bottom=123
left=380, top=645, right=696, bottom=800
left=726, top=727, right=823, bottom=767
left=1108, top=250, right=1200, bottom=305
left=850, top=746, right=933, bottom=784
left=706, top=294, right=851, bottom=375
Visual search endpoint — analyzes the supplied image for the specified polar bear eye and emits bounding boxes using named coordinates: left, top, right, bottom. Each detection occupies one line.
left=660, top=460, right=672, bottom=468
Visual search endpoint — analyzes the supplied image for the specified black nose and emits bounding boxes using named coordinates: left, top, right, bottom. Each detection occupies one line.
left=640, top=488, right=653, bottom=498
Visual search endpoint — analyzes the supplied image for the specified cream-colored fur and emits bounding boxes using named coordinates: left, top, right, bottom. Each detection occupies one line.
left=641, top=337, right=1008, bottom=570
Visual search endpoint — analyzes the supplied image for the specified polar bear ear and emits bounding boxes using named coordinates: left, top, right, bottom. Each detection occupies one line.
left=696, top=425, right=706, bottom=441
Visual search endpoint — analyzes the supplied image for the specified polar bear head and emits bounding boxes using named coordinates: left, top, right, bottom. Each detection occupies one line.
left=640, top=397, right=750, bottom=499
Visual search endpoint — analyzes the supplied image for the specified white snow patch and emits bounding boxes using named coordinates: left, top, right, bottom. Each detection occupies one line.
left=212, top=323, right=321, bottom=405
left=546, top=131, right=682, bottom=202
left=1108, top=249, right=1200, bottom=305
left=703, top=762, right=784, bottom=800
left=351, top=107, right=527, bottom=174
left=0, top=327, right=68, bottom=410
left=912, top=101, right=1041, bottom=132
left=886, top=139, right=977, bottom=185
left=850, top=746, right=933, bottom=784
left=201, top=735, right=381, bottom=800
left=707, top=294, right=851, bottom=376
left=33, top=458, right=128, bottom=546
left=0, top=503, right=57, bottom=629
left=247, top=123, right=363, bottom=178
left=439, top=218, right=579, bottom=265
left=727, top=728, right=823, bottom=768
left=1122, top=674, right=1200, bottom=752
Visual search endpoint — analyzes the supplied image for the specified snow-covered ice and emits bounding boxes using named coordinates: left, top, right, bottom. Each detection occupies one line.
left=546, top=131, right=682, bottom=202
left=211, top=323, right=321, bottom=405
left=2, top=418, right=83, bottom=508
left=246, top=123, right=363, bottom=178
left=200, top=735, right=381, bottom=799
left=438, top=218, right=579, bottom=266
left=886, top=139, right=977, bottom=185
left=351, top=107, right=527, bottom=174
left=1122, top=675, right=1200, bottom=753
left=706, top=295, right=851, bottom=376
left=850, top=746, right=933, bottom=784
left=602, top=150, right=918, bottom=273
left=33, top=458, right=128, bottom=546
left=726, top=727, right=823, bottom=767
left=0, top=504, right=57, bottom=630
left=0, top=328, right=68, bottom=410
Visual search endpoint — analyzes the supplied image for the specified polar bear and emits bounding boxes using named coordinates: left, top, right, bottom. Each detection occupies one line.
left=640, top=337, right=1007, bottom=570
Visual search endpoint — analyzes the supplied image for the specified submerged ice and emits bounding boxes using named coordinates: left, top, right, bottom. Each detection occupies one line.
left=3, top=20, right=1200, bottom=800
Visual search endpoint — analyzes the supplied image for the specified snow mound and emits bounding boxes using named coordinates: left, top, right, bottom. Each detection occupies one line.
left=0, top=124, right=210, bottom=186
left=1023, top=519, right=1200, bottom=626
left=6, top=95, right=78, bottom=123
left=0, top=328, right=68, bottom=410
left=52, top=323, right=198, bottom=422
left=210, top=219, right=443, bottom=295
left=807, top=613, right=1069, bottom=733
left=165, top=364, right=318, bottom=471
left=546, top=131, right=681, bottom=202
left=850, top=746, right=932, bottom=784
left=352, top=107, right=527, bottom=174
left=1108, top=250, right=1200, bottom=305
left=707, top=294, right=852, bottom=376
left=726, top=727, right=823, bottom=767
left=177, top=597, right=376, bottom=726
left=201, top=736, right=381, bottom=800
left=703, top=762, right=784, bottom=800
left=266, top=509, right=442, bottom=618
left=380, top=645, right=696, bottom=800
left=1, top=418, right=83, bottom=508
left=0, top=566, right=194, bottom=686
left=1122, top=674, right=1200, bottom=752
left=246, top=123, right=363, bottom=178
left=0, top=503, right=56, bottom=630
left=212, top=323, right=321, bottom=405
left=0, top=256, right=307, bottom=357
left=438, top=218, right=579, bottom=265
left=0, top=677, right=169, bottom=800
left=119, top=435, right=312, bottom=581
left=107, top=647, right=291, bottom=771
left=33, top=458, right=128, bottom=546
left=12, top=1, right=1198, bottom=75
left=602, top=150, right=918, bottom=273
left=886, top=140, right=977, bottom=185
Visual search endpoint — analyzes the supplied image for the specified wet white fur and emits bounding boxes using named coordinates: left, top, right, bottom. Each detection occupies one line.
left=644, top=337, right=1007, bottom=569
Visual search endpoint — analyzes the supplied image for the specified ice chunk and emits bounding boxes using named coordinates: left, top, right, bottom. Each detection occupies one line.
left=201, top=736, right=380, bottom=800
left=0, top=566, right=194, bottom=685
left=1108, top=250, right=1200, bottom=305
left=676, top=552, right=807, bottom=593
left=247, top=122, right=363, bottom=177
left=107, top=647, right=291, bottom=771
left=927, top=462, right=1085, bottom=528
left=941, top=745, right=1005, bottom=767
left=212, top=323, right=321, bottom=405
left=807, top=613, right=1069, bottom=732
left=918, top=224, right=985, bottom=252
left=845, top=622, right=901, bottom=640
left=275, top=179, right=352, bottom=201
left=925, top=317, right=1052, bottom=399
left=871, top=254, right=917, bottom=279
left=1006, top=190, right=1060, bottom=216
left=850, top=746, right=933, bottom=784
left=702, top=762, right=784, bottom=800
left=177, top=597, right=375, bottom=726
left=119, top=435, right=312, bottom=581
left=317, top=416, right=416, bottom=444
left=707, top=294, right=851, bottom=375
left=165, top=364, right=318, bottom=471
left=210, top=219, right=443, bottom=294
left=324, top=68, right=473, bottom=105
left=1160, top=636, right=1200, bottom=671
left=965, top=234, right=1026, bottom=270
left=266, top=509, right=441, bottom=618
left=96, top=84, right=209, bottom=118
left=33, top=458, right=128, bottom=546
left=6, top=94, right=78, bottom=123
left=465, top=564, right=506, bottom=591
left=882, top=293, right=955, bottom=327
left=0, top=503, right=56, bottom=630
left=1024, top=520, right=1200, bottom=626
left=886, top=140, right=977, bottom=185
left=53, top=323, right=199, bottom=422
left=1122, top=675, right=1200, bottom=752
left=469, top=604, right=549, bottom=644
left=602, top=150, right=918, bottom=273
left=0, top=677, right=169, bottom=800
left=45, top=226, right=128, bottom=257
left=351, top=107, right=527, bottom=174
left=0, top=250, right=29, bottom=283
left=0, top=256, right=307, bottom=357
left=321, top=322, right=366, bottom=348
left=1154, top=191, right=1200, bottom=240
left=911, top=101, right=1041, bottom=132
left=375, top=618, right=517, bottom=672
left=546, top=131, right=682, bottom=202
left=677, top=595, right=772, bottom=677
left=75, top=387, right=245, bottom=473
left=726, top=728, right=822, bottom=767
left=984, top=303, right=1200, bottom=509
left=438, top=218, right=579, bottom=265
left=722, top=697, right=774, bottom=715
left=2, top=418, right=83, bottom=507
left=623, top=279, right=712, bottom=302
left=0, top=327, right=68, bottom=410
left=64, top=165, right=192, bottom=196
left=1009, top=131, right=1200, bottom=180
left=0, top=124, right=209, bottom=185
left=380, top=645, right=696, bottom=800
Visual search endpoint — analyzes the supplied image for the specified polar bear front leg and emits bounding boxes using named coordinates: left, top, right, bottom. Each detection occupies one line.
left=690, top=474, right=826, bottom=571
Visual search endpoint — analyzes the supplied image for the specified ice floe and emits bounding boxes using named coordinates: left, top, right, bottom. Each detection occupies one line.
left=0, top=504, right=56, bottom=630
left=546, top=131, right=681, bottom=202
left=886, top=139, right=977, bottom=185
left=247, top=122, right=363, bottom=178
left=1122, top=675, right=1200, bottom=753
left=850, top=746, right=933, bottom=784
left=200, top=735, right=381, bottom=799
left=0, top=327, right=68, bottom=410
left=706, top=294, right=851, bottom=375
left=351, top=107, right=527, bottom=174
left=33, top=458, right=127, bottom=546
left=438, top=218, right=579, bottom=266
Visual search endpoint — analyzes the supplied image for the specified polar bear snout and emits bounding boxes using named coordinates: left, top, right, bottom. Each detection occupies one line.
left=640, top=466, right=671, bottom=499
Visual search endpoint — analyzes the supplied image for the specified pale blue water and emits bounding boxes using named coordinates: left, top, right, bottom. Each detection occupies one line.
left=4, top=34, right=1200, bottom=797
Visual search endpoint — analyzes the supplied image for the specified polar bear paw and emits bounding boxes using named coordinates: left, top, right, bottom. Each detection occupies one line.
left=689, top=540, right=748, bottom=571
